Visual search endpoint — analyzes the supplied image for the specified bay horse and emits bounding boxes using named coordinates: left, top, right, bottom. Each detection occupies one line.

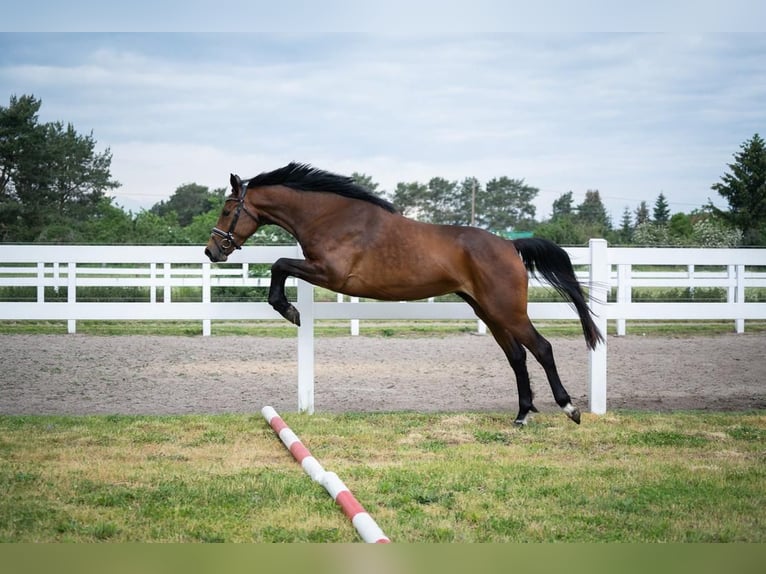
left=205, top=162, right=603, bottom=425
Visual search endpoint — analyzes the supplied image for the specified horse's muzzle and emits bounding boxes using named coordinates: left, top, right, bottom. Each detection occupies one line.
left=204, top=245, right=228, bottom=263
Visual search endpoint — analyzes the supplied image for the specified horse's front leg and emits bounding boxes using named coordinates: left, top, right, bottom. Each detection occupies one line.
left=268, top=258, right=329, bottom=326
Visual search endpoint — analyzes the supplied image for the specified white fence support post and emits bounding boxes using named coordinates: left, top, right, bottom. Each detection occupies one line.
left=67, top=262, right=76, bottom=334
left=297, top=279, right=315, bottom=414
left=202, top=262, right=212, bottom=337
left=350, top=296, right=360, bottom=336
left=52, top=262, right=60, bottom=294
left=149, top=263, right=157, bottom=304
left=588, top=239, right=608, bottom=415
left=616, top=264, right=630, bottom=336
left=163, top=262, right=172, bottom=304
left=36, top=262, right=45, bottom=303
left=735, top=264, right=746, bottom=334
left=338, top=293, right=360, bottom=335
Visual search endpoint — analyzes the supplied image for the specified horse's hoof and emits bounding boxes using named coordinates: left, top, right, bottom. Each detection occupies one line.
left=285, top=306, right=301, bottom=326
left=562, top=403, right=581, bottom=424
left=514, top=411, right=531, bottom=426
left=569, top=410, right=581, bottom=424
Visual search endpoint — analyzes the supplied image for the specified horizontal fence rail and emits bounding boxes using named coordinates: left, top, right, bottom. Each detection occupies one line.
left=2, top=241, right=765, bottom=415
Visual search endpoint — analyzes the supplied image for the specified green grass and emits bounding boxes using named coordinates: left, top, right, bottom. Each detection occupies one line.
left=0, top=411, right=764, bottom=542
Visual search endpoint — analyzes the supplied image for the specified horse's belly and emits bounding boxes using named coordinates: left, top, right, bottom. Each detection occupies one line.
left=337, top=273, right=459, bottom=302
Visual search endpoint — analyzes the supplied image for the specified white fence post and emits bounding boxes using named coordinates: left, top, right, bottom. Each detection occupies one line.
left=163, top=262, right=172, bottom=304
left=67, top=262, right=76, bottom=334
left=36, top=262, right=45, bottom=303
left=337, top=293, right=361, bottom=335
left=735, top=264, right=746, bottom=334
left=616, top=263, right=631, bottom=336
left=202, top=262, right=212, bottom=337
left=588, top=239, right=609, bottom=415
left=350, top=296, right=360, bottom=336
left=297, top=279, right=315, bottom=414
left=149, top=263, right=157, bottom=304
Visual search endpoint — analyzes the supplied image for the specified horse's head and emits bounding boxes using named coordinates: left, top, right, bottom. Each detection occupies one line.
left=205, top=173, right=260, bottom=262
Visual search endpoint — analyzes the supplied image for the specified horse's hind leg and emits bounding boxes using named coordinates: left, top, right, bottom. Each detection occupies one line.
left=506, top=338, right=540, bottom=425
left=480, top=308, right=580, bottom=424
left=514, top=321, right=581, bottom=424
left=485, top=327, right=540, bottom=425
left=458, top=293, right=538, bottom=424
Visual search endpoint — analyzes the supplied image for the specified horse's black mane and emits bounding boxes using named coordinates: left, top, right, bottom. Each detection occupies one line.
left=246, top=162, right=397, bottom=213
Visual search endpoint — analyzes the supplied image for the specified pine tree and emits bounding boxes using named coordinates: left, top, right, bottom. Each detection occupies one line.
left=653, top=192, right=671, bottom=225
left=619, top=207, right=633, bottom=243
left=634, top=201, right=651, bottom=226
left=711, top=133, right=766, bottom=245
left=576, top=190, right=611, bottom=229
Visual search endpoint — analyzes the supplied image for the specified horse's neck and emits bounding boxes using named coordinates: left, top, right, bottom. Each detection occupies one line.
left=253, top=185, right=336, bottom=241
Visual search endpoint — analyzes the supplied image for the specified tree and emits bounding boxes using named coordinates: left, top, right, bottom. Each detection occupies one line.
left=691, top=218, right=743, bottom=247
left=632, top=221, right=670, bottom=245
left=534, top=217, right=588, bottom=245
left=634, top=201, right=651, bottom=227
left=183, top=209, right=224, bottom=244
left=151, top=183, right=224, bottom=227
left=132, top=210, right=187, bottom=244
left=710, top=133, right=766, bottom=245
left=551, top=191, right=574, bottom=221
left=351, top=172, right=381, bottom=195
left=653, top=192, right=671, bottom=225
left=392, top=178, right=462, bottom=224
left=426, top=177, right=461, bottom=225
left=0, top=94, right=119, bottom=241
left=392, top=181, right=429, bottom=219
left=80, top=196, right=135, bottom=243
left=478, top=176, right=537, bottom=232
left=618, top=207, right=633, bottom=244
left=575, top=189, right=611, bottom=236
left=392, top=175, right=538, bottom=230
left=668, top=212, right=693, bottom=243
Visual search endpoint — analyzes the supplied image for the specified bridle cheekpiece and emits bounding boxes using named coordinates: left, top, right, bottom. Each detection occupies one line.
left=210, top=175, right=259, bottom=251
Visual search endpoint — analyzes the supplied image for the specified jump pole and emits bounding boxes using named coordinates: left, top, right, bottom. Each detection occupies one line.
left=261, top=406, right=390, bottom=544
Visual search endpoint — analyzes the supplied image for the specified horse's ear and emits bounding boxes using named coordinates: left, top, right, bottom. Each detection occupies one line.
left=230, top=173, right=241, bottom=193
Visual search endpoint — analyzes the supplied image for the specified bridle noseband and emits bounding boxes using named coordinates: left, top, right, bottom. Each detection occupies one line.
left=210, top=179, right=259, bottom=251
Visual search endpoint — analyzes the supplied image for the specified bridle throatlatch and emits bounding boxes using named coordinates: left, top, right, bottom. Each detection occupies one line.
left=210, top=177, right=259, bottom=250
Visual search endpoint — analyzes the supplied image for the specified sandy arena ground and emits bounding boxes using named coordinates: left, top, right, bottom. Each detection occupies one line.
left=1, top=332, right=764, bottom=416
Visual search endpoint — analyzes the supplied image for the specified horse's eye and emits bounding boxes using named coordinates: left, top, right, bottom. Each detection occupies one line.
left=222, top=209, right=231, bottom=217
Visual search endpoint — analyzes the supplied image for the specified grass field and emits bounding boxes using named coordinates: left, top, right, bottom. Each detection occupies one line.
left=1, top=410, right=764, bottom=542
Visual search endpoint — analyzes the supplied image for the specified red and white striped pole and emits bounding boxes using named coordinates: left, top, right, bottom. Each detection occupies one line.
left=261, top=406, right=390, bottom=544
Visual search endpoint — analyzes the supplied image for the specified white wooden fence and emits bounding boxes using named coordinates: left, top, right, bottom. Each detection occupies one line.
left=1, top=240, right=765, bottom=415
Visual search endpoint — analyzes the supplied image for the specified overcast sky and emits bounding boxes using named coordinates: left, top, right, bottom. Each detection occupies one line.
left=2, top=29, right=765, bottom=223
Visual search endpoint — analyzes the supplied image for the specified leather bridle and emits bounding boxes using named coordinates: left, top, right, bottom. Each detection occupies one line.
left=210, top=179, right=259, bottom=250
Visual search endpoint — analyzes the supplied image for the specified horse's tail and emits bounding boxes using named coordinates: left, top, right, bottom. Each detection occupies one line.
left=512, top=238, right=604, bottom=350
